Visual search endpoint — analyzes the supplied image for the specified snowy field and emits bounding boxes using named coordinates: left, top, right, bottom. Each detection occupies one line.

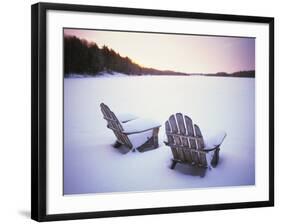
left=63, top=74, right=255, bottom=195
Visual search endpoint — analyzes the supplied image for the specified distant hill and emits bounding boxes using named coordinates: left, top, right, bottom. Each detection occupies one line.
left=64, top=36, right=254, bottom=78
left=203, top=70, right=255, bottom=78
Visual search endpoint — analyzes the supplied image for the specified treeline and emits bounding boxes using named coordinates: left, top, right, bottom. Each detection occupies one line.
left=205, top=70, right=255, bottom=78
left=232, top=70, right=255, bottom=78
left=64, top=36, right=143, bottom=76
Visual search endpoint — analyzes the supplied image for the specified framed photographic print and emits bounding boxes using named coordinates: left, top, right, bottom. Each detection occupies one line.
left=31, top=2, right=274, bottom=222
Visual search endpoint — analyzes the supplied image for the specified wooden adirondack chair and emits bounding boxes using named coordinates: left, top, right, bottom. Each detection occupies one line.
left=164, top=113, right=226, bottom=169
left=100, top=103, right=161, bottom=152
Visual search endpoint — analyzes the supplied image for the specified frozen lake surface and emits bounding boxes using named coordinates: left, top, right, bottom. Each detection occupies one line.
left=64, top=75, right=255, bottom=195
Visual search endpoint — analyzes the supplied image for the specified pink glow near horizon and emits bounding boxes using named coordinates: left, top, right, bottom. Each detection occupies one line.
left=64, top=29, right=255, bottom=74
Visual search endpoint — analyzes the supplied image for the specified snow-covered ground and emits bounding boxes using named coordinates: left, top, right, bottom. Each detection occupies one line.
left=63, top=74, right=255, bottom=195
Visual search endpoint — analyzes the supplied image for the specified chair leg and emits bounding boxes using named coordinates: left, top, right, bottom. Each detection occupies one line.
left=171, top=160, right=177, bottom=169
left=152, top=127, right=159, bottom=149
left=136, top=128, right=159, bottom=152
left=113, top=141, right=122, bottom=148
left=153, top=136, right=159, bottom=149
left=211, top=147, right=220, bottom=167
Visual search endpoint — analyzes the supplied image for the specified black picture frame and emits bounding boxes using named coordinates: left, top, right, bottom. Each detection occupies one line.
left=31, top=2, right=274, bottom=222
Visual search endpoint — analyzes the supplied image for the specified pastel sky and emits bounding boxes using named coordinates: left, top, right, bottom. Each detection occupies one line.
left=64, top=29, right=255, bottom=74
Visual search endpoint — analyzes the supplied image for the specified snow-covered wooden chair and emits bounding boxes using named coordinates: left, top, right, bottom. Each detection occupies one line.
left=164, top=113, right=226, bottom=169
left=100, top=103, right=161, bottom=152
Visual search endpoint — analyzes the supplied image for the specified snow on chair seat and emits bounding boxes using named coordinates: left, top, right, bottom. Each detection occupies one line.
left=100, top=103, right=161, bottom=152
left=164, top=113, right=226, bottom=170
left=122, top=118, right=161, bottom=134
left=115, top=113, right=138, bottom=123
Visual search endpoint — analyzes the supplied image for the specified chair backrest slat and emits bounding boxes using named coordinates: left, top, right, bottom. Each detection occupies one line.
left=176, top=113, right=186, bottom=135
left=169, top=115, right=179, bottom=133
left=168, top=115, right=182, bottom=146
left=184, top=115, right=195, bottom=137
left=194, top=124, right=205, bottom=149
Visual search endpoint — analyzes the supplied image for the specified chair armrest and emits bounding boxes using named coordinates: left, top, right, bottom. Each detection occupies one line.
left=204, top=132, right=227, bottom=151
left=202, top=146, right=220, bottom=152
